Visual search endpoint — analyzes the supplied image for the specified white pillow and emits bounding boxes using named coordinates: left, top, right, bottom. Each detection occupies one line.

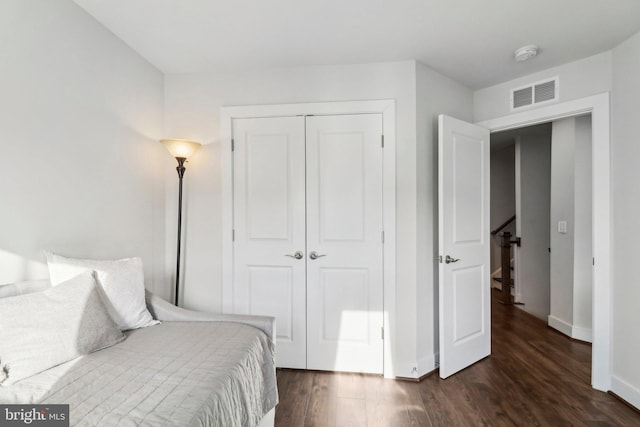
left=0, top=271, right=125, bottom=386
left=45, top=252, right=159, bottom=330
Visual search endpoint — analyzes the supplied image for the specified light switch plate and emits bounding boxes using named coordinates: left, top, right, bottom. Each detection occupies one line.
left=558, top=221, right=567, bottom=234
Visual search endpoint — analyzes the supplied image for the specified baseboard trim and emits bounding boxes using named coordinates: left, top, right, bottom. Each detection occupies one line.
left=417, top=353, right=438, bottom=377
left=609, top=391, right=640, bottom=415
left=396, top=353, right=439, bottom=381
left=611, top=375, right=640, bottom=412
left=548, top=315, right=572, bottom=337
left=396, top=368, right=438, bottom=382
left=548, top=315, right=593, bottom=342
left=571, top=325, right=593, bottom=343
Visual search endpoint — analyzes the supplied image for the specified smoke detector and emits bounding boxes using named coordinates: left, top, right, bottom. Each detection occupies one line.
left=514, top=45, right=539, bottom=62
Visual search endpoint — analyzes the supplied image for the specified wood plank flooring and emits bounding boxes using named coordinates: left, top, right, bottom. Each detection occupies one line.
left=274, top=290, right=640, bottom=426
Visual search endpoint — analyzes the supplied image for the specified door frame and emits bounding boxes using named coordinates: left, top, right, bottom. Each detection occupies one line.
left=220, top=100, right=396, bottom=377
left=478, top=92, right=611, bottom=391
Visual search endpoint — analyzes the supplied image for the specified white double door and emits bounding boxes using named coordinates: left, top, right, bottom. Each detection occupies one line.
left=232, top=113, right=384, bottom=374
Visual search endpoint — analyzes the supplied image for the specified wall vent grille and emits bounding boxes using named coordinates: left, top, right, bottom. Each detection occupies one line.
left=511, top=77, right=559, bottom=110
left=513, top=87, right=533, bottom=109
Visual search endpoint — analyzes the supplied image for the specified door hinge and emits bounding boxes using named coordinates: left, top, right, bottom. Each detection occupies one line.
left=381, top=135, right=385, bottom=148
left=232, top=229, right=235, bottom=241
left=381, top=231, right=385, bottom=244
left=593, top=257, right=595, bottom=266
left=231, top=139, right=235, bottom=152
left=381, top=326, right=384, bottom=340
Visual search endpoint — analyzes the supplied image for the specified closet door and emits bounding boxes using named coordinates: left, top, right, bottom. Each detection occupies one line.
left=232, top=117, right=307, bottom=369
left=305, top=114, right=384, bottom=374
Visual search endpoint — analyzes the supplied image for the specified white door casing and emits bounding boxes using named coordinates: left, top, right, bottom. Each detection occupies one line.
left=305, top=114, right=384, bottom=374
left=477, top=93, right=611, bottom=391
left=232, top=117, right=307, bottom=368
left=438, top=114, right=491, bottom=379
left=222, top=100, right=396, bottom=378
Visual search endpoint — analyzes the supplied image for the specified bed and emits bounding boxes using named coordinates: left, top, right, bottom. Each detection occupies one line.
left=0, top=280, right=278, bottom=427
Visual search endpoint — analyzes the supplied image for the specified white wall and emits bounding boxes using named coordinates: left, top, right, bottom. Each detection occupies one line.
left=415, top=62, right=473, bottom=375
left=611, top=30, right=640, bottom=408
left=0, top=1, right=165, bottom=290
left=474, top=51, right=612, bottom=122
left=548, top=116, right=593, bottom=341
left=489, top=144, right=516, bottom=274
left=515, top=125, right=551, bottom=319
left=572, top=115, right=593, bottom=339
left=164, top=61, right=415, bottom=313
left=549, top=118, right=576, bottom=328
left=164, top=60, right=472, bottom=378
left=164, top=61, right=421, bottom=376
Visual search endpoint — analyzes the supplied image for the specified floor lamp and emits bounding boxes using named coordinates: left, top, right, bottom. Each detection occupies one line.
left=160, top=138, right=202, bottom=306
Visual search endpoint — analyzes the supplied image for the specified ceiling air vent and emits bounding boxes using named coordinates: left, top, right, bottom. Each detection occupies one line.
left=511, top=77, right=558, bottom=110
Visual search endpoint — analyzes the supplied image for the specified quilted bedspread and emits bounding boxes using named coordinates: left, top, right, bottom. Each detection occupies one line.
left=0, top=321, right=278, bottom=427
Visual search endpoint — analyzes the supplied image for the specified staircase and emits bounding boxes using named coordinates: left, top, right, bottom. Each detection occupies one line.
left=491, top=257, right=514, bottom=290
left=490, top=215, right=520, bottom=305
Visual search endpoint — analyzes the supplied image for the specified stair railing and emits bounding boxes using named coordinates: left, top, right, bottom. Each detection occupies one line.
left=491, top=214, right=516, bottom=236
left=499, top=231, right=521, bottom=305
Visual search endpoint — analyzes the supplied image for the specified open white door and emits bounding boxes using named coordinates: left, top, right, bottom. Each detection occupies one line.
left=438, top=114, right=491, bottom=379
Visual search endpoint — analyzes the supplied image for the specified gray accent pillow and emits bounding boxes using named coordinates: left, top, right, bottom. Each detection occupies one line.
left=0, top=271, right=125, bottom=386
left=45, top=252, right=159, bottom=330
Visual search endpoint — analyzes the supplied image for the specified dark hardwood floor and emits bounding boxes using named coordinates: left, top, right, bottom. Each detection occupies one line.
left=274, top=290, right=640, bottom=426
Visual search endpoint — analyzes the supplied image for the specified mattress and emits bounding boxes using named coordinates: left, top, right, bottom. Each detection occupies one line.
left=0, top=321, right=278, bottom=427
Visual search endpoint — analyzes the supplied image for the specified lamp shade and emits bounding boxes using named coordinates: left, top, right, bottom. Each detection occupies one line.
left=160, top=139, right=201, bottom=159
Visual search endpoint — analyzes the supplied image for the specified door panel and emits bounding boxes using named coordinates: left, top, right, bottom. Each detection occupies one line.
left=452, top=135, right=484, bottom=243
left=247, top=266, right=294, bottom=341
left=320, top=268, right=369, bottom=342
left=306, top=114, right=384, bottom=374
left=438, top=114, right=491, bottom=379
left=318, top=131, right=366, bottom=241
left=452, top=265, right=485, bottom=342
left=233, top=116, right=306, bottom=369
left=245, top=136, right=291, bottom=239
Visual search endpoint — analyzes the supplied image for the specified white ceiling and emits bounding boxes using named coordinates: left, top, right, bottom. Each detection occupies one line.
left=74, top=0, right=640, bottom=89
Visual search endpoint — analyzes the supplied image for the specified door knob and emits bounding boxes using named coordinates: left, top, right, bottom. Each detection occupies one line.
left=445, top=255, right=460, bottom=264
left=309, top=251, right=327, bottom=260
left=285, top=251, right=304, bottom=260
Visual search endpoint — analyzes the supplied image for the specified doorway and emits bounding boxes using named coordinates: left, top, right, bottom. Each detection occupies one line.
left=490, top=123, right=552, bottom=318
left=221, top=100, right=397, bottom=377
left=478, top=93, right=611, bottom=391
left=490, top=116, right=593, bottom=343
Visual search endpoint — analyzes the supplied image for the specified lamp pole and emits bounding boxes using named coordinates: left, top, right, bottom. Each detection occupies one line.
left=160, top=138, right=201, bottom=307
left=174, top=157, right=186, bottom=306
